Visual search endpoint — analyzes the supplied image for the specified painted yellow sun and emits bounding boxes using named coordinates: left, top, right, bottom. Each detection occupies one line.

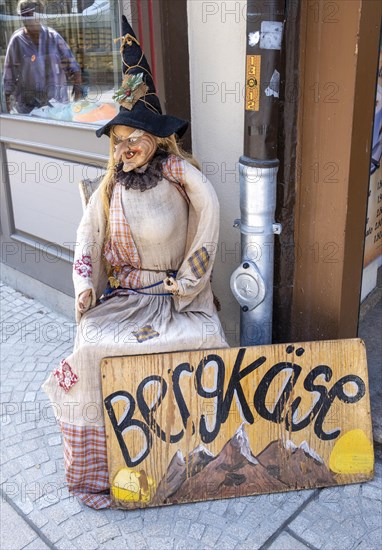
left=329, top=429, right=374, bottom=475
left=111, top=467, right=156, bottom=502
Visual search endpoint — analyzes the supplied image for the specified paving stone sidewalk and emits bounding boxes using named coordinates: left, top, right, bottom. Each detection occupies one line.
left=0, top=282, right=381, bottom=550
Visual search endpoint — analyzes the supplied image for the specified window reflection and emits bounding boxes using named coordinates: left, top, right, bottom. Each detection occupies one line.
left=0, top=0, right=120, bottom=124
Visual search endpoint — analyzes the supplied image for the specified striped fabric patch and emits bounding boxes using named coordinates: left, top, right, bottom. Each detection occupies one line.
left=60, top=422, right=112, bottom=509
left=132, top=324, right=160, bottom=343
left=162, top=155, right=190, bottom=204
left=188, top=246, right=210, bottom=279
left=103, top=182, right=141, bottom=288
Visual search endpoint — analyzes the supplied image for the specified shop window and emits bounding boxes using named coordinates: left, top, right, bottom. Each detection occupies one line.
left=0, top=0, right=191, bottom=147
left=0, top=0, right=122, bottom=125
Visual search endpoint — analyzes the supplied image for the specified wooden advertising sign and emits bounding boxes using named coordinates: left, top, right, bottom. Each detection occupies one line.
left=101, top=339, right=374, bottom=509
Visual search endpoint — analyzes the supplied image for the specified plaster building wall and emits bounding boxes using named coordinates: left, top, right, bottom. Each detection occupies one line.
left=187, top=0, right=247, bottom=345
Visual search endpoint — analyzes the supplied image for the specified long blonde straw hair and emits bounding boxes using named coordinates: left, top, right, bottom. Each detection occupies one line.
left=99, top=130, right=200, bottom=276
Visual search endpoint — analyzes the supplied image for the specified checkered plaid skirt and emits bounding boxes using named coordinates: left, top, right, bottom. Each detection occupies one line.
left=60, top=422, right=113, bottom=509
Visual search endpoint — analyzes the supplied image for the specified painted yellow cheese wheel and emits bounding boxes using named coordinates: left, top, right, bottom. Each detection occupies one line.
left=111, top=467, right=156, bottom=502
left=329, top=429, right=374, bottom=475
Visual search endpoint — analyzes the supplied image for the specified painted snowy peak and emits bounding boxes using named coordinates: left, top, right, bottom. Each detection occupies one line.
left=151, top=444, right=215, bottom=505
left=284, top=439, right=324, bottom=464
left=230, top=423, right=259, bottom=465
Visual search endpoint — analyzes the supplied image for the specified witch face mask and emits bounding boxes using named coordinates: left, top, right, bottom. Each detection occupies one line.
left=113, top=127, right=158, bottom=172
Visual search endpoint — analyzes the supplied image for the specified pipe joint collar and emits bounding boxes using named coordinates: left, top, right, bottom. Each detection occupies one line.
left=239, top=156, right=280, bottom=169
left=230, top=260, right=266, bottom=311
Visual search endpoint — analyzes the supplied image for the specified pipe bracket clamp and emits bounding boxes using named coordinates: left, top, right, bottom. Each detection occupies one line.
left=230, top=260, right=266, bottom=311
left=233, top=219, right=282, bottom=236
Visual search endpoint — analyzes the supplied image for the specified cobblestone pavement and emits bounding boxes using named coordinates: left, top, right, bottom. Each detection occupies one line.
left=1, top=282, right=381, bottom=550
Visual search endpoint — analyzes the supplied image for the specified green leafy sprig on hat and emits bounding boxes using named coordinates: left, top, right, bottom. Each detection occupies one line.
left=113, top=73, right=145, bottom=103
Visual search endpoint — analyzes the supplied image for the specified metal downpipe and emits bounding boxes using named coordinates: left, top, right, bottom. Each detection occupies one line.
left=230, top=0, right=285, bottom=346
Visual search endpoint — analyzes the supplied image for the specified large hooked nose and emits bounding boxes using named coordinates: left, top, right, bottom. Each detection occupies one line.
left=114, top=140, right=132, bottom=162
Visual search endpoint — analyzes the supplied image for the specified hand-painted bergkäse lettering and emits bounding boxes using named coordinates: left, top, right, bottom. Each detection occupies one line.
left=105, top=348, right=366, bottom=467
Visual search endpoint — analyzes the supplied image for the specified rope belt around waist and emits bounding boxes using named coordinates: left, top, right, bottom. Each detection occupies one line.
left=98, top=270, right=178, bottom=303
left=128, top=278, right=172, bottom=296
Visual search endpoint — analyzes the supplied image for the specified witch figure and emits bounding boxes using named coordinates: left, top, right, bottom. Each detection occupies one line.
left=43, top=16, right=228, bottom=509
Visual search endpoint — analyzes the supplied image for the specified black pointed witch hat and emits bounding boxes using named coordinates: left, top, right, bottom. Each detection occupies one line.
left=96, top=16, right=189, bottom=139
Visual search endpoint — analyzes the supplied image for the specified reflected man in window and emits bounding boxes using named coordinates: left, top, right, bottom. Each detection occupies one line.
left=3, top=0, right=82, bottom=114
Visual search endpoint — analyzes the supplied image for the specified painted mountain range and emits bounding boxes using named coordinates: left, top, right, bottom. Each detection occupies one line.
left=258, top=438, right=335, bottom=488
left=152, top=425, right=335, bottom=505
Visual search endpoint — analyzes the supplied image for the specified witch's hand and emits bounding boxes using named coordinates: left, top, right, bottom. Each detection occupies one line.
left=78, top=289, right=92, bottom=313
left=163, top=276, right=180, bottom=296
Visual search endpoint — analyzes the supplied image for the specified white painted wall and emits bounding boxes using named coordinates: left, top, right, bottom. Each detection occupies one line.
left=187, top=0, right=247, bottom=345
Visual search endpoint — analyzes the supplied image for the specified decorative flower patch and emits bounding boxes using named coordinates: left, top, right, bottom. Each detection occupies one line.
left=74, top=254, right=92, bottom=278
left=112, top=73, right=149, bottom=110
left=132, top=325, right=160, bottom=343
left=188, top=247, right=210, bottom=279
left=53, top=360, right=79, bottom=392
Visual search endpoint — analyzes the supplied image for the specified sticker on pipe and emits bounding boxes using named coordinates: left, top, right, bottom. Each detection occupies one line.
left=265, top=69, right=280, bottom=98
left=245, top=55, right=261, bottom=111
left=248, top=31, right=260, bottom=47
left=260, top=21, right=283, bottom=50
